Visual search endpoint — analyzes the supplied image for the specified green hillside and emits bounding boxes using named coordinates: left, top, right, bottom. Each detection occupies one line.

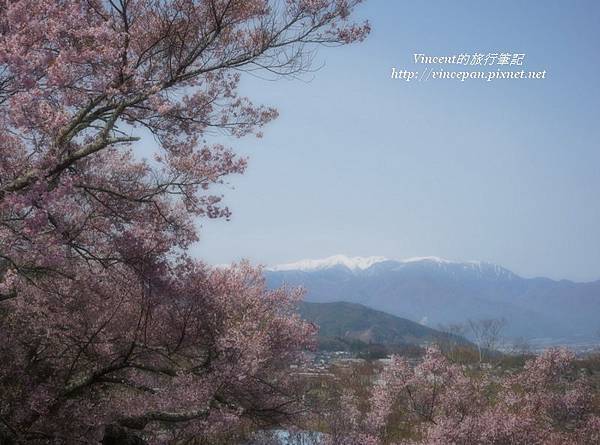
left=299, top=301, right=469, bottom=351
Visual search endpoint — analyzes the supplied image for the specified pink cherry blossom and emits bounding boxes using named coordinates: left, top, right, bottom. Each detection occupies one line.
left=0, top=1, right=368, bottom=443
left=327, top=347, right=599, bottom=445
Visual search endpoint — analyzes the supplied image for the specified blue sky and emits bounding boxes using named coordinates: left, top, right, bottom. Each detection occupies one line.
left=192, top=0, right=600, bottom=282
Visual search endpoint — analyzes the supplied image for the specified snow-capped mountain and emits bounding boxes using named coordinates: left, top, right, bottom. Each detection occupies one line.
left=269, top=255, right=517, bottom=281
left=269, top=254, right=463, bottom=271
left=268, top=254, right=486, bottom=271
left=267, top=254, right=388, bottom=272
left=264, top=255, right=600, bottom=343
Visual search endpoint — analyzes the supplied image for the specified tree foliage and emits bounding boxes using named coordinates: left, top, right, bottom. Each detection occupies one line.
left=324, top=348, right=600, bottom=445
left=0, top=0, right=368, bottom=443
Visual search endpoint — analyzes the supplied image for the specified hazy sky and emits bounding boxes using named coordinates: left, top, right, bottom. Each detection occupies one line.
left=190, top=0, right=600, bottom=282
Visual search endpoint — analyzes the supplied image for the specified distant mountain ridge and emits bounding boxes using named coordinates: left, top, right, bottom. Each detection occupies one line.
left=269, top=254, right=389, bottom=272
left=299, top=301, right=469, bottom=348
left=265, top=255, right=600, bottom=342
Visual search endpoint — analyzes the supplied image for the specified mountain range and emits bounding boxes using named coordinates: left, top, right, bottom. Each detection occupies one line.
left=266, top=255, right=600, bottom=343
left=299, top=301, right=469, bottom=351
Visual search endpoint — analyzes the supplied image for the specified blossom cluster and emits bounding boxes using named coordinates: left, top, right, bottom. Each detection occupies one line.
left=323, top=347, right=600, bottom=445
left=0, top=0, right=368, bottom=443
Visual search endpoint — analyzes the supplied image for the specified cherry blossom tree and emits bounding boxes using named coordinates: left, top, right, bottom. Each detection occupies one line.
left=2, top=262, right=316, bottom=443
left=325, top=347, right=600, bottom=445
left=0, top=0, right=369, bottom=443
